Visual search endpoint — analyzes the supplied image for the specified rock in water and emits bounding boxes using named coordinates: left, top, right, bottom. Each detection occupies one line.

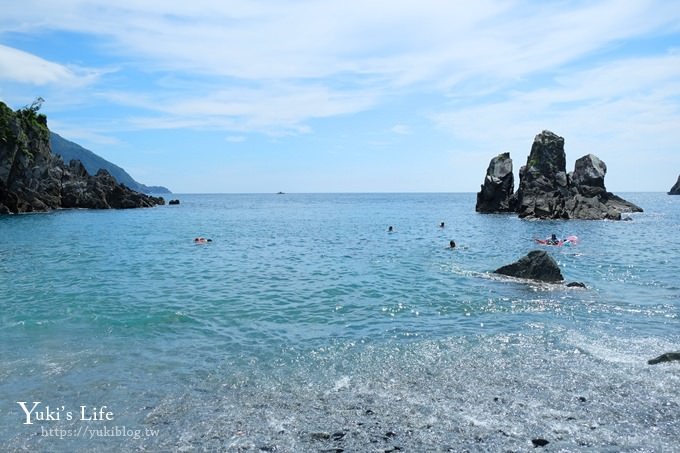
left=502, top=130, right=643, bottom=220
left=515, top=131, right=569, bottom=219
left=475, top=152, right=517, bottom=212
left=669, top=175, right=680, bottom=195
left=648, top=352, right=680, bottom=365
left=494, top=250, right=564, bottom=282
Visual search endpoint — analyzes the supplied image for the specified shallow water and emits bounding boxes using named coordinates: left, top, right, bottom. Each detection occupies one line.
left=1, top=192, right=678, bottom=451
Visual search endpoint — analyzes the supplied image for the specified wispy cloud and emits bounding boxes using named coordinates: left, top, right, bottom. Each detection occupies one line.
left=0, top=44, right=96, bottom=86
left=2, top=0, right=678, bottom=133
left=391, top=124, right=412, bottom=135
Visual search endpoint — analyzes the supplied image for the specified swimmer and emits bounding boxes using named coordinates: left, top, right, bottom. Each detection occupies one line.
left=387, top=226, right=394, bottom=232
left=194, top=237, right=212, bottom=244
left=449, top=240, right=456, bottom=248
left=440, top=221, right=445, bottom=228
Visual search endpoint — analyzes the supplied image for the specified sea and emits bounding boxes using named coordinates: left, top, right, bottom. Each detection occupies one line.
left=0, top=192, right=678, bottom=452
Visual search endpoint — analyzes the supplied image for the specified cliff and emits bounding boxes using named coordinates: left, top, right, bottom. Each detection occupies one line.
left=50, top=132, right=171, bottom=194
left=0, top=101, right=164, bottom=214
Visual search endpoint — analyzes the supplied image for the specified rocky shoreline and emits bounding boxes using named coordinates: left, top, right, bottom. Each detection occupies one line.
left=476, top=130, right=642, bottom=220
left=1, top=101, right=164, bottom=214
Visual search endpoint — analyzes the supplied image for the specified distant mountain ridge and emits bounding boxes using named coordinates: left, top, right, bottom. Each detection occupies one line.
left=49, top=132, right=170, bottom=194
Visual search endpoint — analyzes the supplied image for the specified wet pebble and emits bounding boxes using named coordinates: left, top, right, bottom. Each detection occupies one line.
left=532, top=438, right=549, bottom=447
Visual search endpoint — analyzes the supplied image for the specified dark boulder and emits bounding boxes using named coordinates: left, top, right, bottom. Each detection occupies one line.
left=476, top=152, right=516, bottom=212
left=648, top=352, right=680, bottom=365
left=566, top=281, right=587, bottom=288
left=532, top=438, right=550, bottom=448
left=494, top=250, right=564, bottom=283
left=169, top=199, right=180, bottom=205
left=669, top=175, right=680, bottom=195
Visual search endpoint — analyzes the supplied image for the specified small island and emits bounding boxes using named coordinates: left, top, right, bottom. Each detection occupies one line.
left=476, top=130, right=642, bottom=220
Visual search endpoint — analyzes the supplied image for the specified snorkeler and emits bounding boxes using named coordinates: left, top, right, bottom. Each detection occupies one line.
left=194, top=237, right=213, bottom=244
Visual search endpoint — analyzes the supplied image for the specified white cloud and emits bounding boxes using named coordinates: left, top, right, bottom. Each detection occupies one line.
left=391, top=124, right=412, bottom=135
left=0, top=44, right=88, bottom=86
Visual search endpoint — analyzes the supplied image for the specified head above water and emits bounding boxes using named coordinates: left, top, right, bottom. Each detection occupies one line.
left=449, top=240, right=456, bottom=248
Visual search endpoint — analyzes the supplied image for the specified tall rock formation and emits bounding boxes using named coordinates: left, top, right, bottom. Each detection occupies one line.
left=515, top=131, right=571, bottom=218
left=669, top=175, right=680, bottom=195
left=475, top=152, right=517, bottom=212
left=0, top=101, right=164, bottom=214
left=476, top=130, right=642, bottom=220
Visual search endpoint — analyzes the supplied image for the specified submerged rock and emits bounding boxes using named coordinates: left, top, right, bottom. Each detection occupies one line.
left=476, top=152, right=516, bottom=213
left=566, top=281, right=587, bottom=288
left=669, top=175, right=680, bottom=195
left=532, top=438, right=550, bottom=447
left=648, top=352, right=680, bottom=365
left=494, top=250, right=564, bottom=283
left=477, top=130, right=643, bottom=220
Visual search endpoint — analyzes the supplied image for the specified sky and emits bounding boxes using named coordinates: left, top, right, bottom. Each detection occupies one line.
left=0, top=0, right=679, bottom=193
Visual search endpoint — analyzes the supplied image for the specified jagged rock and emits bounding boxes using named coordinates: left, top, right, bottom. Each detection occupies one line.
left=669, top=175, right=680, bottom=195
left=169, top=199, right=180, bottom=205
left=494, top=250, right=564, bottom=282
left=475, top=152, right=516, bottom=212
left=515, top=131, right=570, bottom=219
left=0, top=101, right=164, bottom=214
left=480, top=130, right=643, bottom=220
left=648, top=352, right=680, bottom=365
left=571, top=154, right=606, bottom=197
left=566, top=281, right=587, bottom=288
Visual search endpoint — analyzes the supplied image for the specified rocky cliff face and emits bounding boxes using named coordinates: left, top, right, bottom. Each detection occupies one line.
left=475, top=152, right=516, bottom=212
left=476, top=130, right=642, bottom=220
left=669, top=175, right=680, bottom=195
left=0, top=101, right=164, bottom=214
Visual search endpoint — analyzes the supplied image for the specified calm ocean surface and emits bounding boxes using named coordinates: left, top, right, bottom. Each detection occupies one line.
left=1, top=192, right=678, bottom=451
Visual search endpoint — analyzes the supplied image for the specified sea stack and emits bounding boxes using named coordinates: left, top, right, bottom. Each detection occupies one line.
left=669, top=175, right=680, bottom=195
left=475, top=152, right=517, bottom=213
left=476, top=130, right=643, bottom=220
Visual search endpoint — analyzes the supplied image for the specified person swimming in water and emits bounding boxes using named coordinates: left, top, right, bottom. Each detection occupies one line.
left=194, top=237, right=212, bottom=244
left=440, top=221, right=445, bottom=228
left=449, top=240, right=456, bottom=248
left=387, top=226, right=394, bottom=232
left=548, top=233, right=559, bottom=245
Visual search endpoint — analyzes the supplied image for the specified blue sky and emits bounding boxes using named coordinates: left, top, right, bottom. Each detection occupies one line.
left=1, top=0, right=679, bottom=193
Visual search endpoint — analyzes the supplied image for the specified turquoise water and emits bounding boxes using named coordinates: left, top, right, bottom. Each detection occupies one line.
left=1, top=193, right=678, bottom=451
